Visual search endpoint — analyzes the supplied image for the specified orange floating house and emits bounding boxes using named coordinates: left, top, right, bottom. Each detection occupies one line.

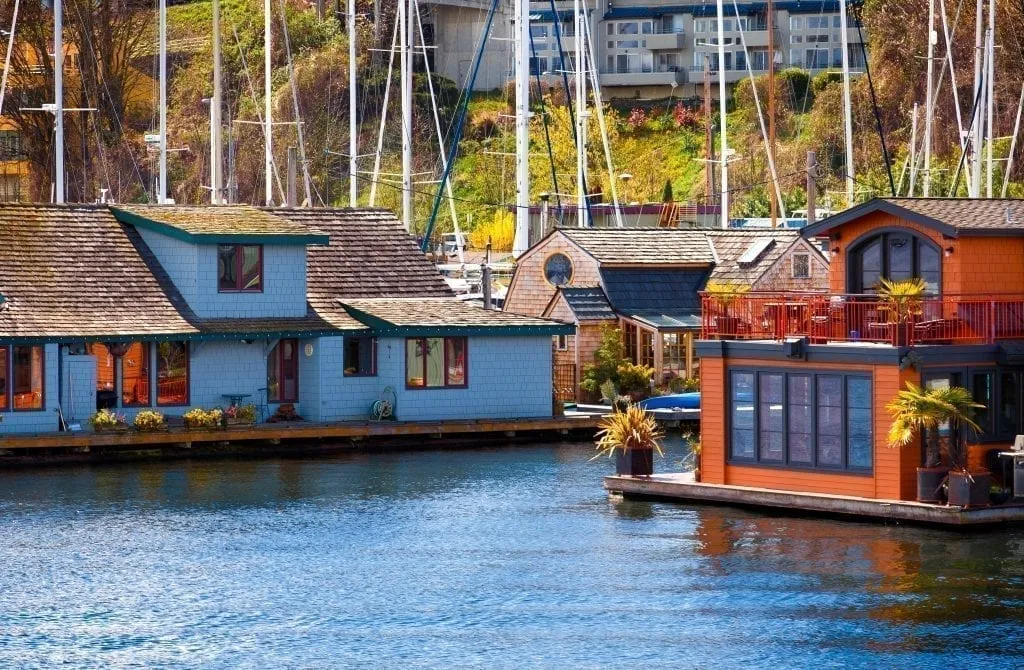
left=697, top=198, right=1024, bottom=506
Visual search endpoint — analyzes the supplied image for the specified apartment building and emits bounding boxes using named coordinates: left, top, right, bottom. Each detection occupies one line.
left=426, top=0, right=867, bottom=99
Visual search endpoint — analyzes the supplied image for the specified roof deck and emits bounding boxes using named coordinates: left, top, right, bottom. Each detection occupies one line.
left=700, top=292, right=1024, bottom=346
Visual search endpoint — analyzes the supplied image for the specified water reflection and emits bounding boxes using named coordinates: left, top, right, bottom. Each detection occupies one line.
left=0, top=443, right=1020, bottom=667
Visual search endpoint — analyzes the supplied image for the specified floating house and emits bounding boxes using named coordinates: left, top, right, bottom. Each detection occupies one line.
left=698, top=197, right=1024, bottom=503
left=504, top=227, right=827, bottom=400
left=0, top=204, right=569, bottom=435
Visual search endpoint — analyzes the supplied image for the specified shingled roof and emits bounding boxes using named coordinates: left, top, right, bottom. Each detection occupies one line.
left=341, top=298, right=572, bottom=336
left=802, top=197, right=1024, bottom=238
left=112, top=205, right=328, bottom=244
left=558, top=228, right=716, bottom=265
left=0, top=204, right=198, bottom=339
left=705, top=229, right=814, bottom=284
left=548, top=287, right=617, bottom=322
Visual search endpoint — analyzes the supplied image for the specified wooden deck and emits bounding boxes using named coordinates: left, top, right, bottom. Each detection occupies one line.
left=0, top=413, right=604, bottom=451
left=604, top=472, right=1024, bottom=528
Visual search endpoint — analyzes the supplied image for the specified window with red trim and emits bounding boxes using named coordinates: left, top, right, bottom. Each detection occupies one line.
left=218, top=244, right=263, bottom=292
left=0, top=346, right=8, bottom=410
left=12, top=345, right=44, bottom=410
left=268, top=339, right=299, bottom=402
left=156, top=341, right=190, bottom=406
left=405, top=337, right=467, bottom=389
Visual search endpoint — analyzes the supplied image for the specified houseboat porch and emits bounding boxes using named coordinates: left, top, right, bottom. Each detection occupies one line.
left=604, top=472, right=1024, bottom=528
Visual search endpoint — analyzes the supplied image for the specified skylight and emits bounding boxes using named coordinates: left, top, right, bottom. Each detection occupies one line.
left=737, top=239, right=776, bottom=266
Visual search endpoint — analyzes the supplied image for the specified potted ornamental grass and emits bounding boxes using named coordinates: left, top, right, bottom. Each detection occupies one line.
left=593, top=403, right=664, bottom=477
left=878, top=277, right=926, bottom=346
left=888, top=382, right=988, bottom=506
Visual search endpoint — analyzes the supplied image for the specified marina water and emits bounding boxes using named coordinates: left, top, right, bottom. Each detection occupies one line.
left=0, top=440, right=1021, bottom=667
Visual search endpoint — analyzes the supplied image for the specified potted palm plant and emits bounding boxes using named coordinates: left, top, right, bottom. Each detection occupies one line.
left=887, top=382, right=986, bottom=506
left=593, top=403, right=664, bottom=477
left=878, top=278, right=926, bottom=346
left=704, top=280, right=750, bottom=338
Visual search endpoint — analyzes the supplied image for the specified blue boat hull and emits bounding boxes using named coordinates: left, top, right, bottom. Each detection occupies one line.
left=639, top=392, right=700, bottom=410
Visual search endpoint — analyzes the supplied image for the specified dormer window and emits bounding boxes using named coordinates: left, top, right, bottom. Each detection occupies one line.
left=218, top=244, right=263, bottom=292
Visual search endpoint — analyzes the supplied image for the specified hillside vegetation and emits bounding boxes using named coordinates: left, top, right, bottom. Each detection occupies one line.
left=4, top=0, right=1024, bottom=242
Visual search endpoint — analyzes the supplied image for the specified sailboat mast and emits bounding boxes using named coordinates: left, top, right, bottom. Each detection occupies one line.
left=265, top=0, right=273, bottom=206
left=970, top=0, right=983, bottom=197
left=985, top=0, right=995, bottom=197
left=513, top=0, right=530, bottom=254
left=54, top=0, right=64, bottom=203
left=211, top=0, right=223, bottom=205
left=158, top=0, right=168, bottom=203
left=839, top=0, right=854, bottom=208
left=923, top=0, right=934, bottom=196
left=716, top=0, right=727, bottom=229
left=574, top=0, right=587, bottom=228
left=767, top=0, right=776, bottom=227
left=704, top=56, right=712, bottom=206
left=909, top=102, right=919, bottom=195
left=400, top=0, right=413, bottom=231
left=348, top=0, right=358, bottom=207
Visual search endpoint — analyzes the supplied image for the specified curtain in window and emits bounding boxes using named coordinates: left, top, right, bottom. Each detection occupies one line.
left=241, top=246, right=262, bottom=290
left=218, top=245, right=237, bottom=290
left=446, top=338, right=466, bottom=386
left=425, top=338, right=445, bottom=387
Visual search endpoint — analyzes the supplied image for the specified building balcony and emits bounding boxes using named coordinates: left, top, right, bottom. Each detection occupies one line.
left=599, top=67, right=686, bottom=87
left=700, top=293, right=1024, bottom=346
left=644, top=30, right=687, bottom=50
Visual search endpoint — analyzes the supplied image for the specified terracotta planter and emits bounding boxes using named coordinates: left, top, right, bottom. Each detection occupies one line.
left=615, top=448, right=654, bottom=477
left=947, top=471, right=991, bottom=508
left=916, top=466, right=949, bottom=503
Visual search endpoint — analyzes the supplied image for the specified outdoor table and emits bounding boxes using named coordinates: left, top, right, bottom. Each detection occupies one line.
left=221, top=393, right=252, bottom=407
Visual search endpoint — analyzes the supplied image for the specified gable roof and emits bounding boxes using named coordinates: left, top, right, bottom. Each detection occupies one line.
left=0, top=204, right=199, bottom=340
left=340, top=298, right=573, bottom=336
left=557, top=228, right=716, bottom=265
left=802, top=197, right=1024, bottom=238
left=545, top=286, right=617, bottom=322
left=111, top=205, right=329, bottom=245
left=705, top=229, right=811, bottom=284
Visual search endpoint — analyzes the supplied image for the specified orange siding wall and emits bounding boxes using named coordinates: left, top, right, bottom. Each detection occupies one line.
left=700, top=358, right=920, bottom=501
left=824, top=211, right=1024, bottom=296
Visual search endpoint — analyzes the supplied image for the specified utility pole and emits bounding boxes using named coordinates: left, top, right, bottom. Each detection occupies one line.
left=716, top=0, right=728, bottom=228
left=513, top=0, right=530, bottom=255
left=923, top=0, right=935, bottom=196
left=211, top=0, right=223, bottom=204
left=839, top=0, right=854, bottom=208
left=767, top=0, right=777, bottom=227
left=158, top=0, right=167, bottom=204
left=400, top=0, right=413, bottom=230
left=265, top=0, right=274, bottom=206
left=348, top=0, right=358, bottom=206
left=985, top=3, right=995, bottom=198
left=971, top=0, right=983, bottom=198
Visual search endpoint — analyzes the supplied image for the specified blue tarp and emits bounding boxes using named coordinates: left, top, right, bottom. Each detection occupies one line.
left=639, top=392, right=701, bottom=410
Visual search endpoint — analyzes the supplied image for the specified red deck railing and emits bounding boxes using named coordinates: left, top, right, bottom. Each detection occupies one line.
left=700, top=293, right=1024, bottom=346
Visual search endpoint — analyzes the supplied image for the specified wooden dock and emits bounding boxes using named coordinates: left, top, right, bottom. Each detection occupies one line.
left=0, top=413, right=604, bottom=453
left=604, top=472, right=1024, bottom=528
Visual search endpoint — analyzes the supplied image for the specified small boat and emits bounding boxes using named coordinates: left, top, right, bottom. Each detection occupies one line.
left=639, top=392, right=700, bottom=410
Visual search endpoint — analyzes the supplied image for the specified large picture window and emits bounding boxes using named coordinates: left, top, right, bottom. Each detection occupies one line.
left=122, top=342, right=151, bottom=407
left=848, top=231, right=940, bottom=294
left=12, top=345, right=44, bottom=411
left=268, top=339, right=299, bottom=402
left=729, top=369, right=872, bottom=472
left=157, top=341, right=190, bottom=406
left=405, top=337, right=468, bottom=389
left=218, top=244, right=263, bottom=292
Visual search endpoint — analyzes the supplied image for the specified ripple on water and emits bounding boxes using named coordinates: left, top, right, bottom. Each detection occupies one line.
left=0, top=444, right=1021, bottom=668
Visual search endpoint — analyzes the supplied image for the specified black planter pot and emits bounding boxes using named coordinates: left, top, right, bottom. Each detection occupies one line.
left=616, top=449, right=654, bottom=477
left=947, top=471, right=992, bottom=508
left=916, top=466, right=949, bottom=503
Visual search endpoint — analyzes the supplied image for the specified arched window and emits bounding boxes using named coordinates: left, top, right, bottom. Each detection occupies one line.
left=848, top=231, right=940, bottom=294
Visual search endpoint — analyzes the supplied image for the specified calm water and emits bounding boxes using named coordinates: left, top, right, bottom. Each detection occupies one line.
left=0, top=441, right=1022, bottom=668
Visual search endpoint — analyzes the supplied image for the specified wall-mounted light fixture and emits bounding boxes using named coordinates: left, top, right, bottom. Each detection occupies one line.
left=944, top=246, right=954, bottom=257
